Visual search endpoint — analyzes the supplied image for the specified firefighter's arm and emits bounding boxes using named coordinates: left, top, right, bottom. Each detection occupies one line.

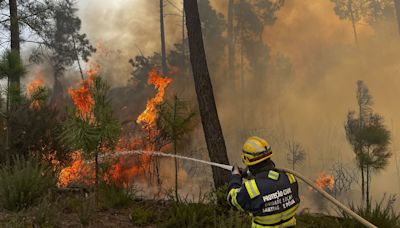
left=227, top=167, right=251, bottom=211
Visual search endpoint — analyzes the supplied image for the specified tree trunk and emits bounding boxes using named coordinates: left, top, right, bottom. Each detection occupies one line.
left=174, top=141, right=178, bottom=200
left=240, top=11, right=245, bottom=135
left=292, top=152, right=295, bottom=171
left=394, top=0, right=400, bottom=34
left=50, top=73, right=64, bottom=109
left=366, top=165, right=370, bottom=209
left=95, top=150, right=99, bottom=206
left=160, top=0, right=168, bottom=75
left=182, top=5, right=186, bottom=74
left=227, top=0, right=235, bottom=81
left=361, top=165, right=365, bottom=206
left=173, top=96, right=179, bottom=201
left=9, top=0, right=21, bottom=103
left=348, top=0, right=359, bottom=48
left=184, top=0, right=230, bottom=189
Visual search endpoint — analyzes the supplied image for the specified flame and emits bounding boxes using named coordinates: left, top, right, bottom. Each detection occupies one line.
left=59, top=68, right=174, bottom=187
left=136, top=69, right=173, bottom=128
left=315, top=173, right=335, bottom=190
left=68, top=65, right=99, bottom=118
left=27, top=72, right=45, bottom=110
left=86, top=62, right=101, bottom=78
left=58, top=152, right=95, bottom=187
left=68, top=78, right=94, bottom=118
left=27, top=72, right=45, bottom=96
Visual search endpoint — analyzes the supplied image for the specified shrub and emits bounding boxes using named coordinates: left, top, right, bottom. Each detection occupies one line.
left=162, top=201, right=215, bottom=228
left=5, top=215, right=30, bottom=228
left=296, top=213, right=342, bottom=228
left=341, top=195, right=400, bottom=228
left=32, top=197, right=58, bottom=228
left=99, top=183, right=136, bottom=209
left=129, top=207, right=156, bottom=226
left=0, top=156, right=56, bottom=211
left=162, top=200, right=249, bottom=228
left=73, top=197, right=95, bottom=226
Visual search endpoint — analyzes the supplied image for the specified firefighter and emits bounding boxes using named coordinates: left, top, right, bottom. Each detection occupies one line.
left=227, top=136, right=300, bottom=228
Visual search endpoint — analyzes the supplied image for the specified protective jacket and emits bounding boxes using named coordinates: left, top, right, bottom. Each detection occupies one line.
left=227, top=168, right=300, bottom=228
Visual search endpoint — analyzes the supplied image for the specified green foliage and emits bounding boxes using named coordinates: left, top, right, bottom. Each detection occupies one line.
left=158, top=96, right=197, bottom=200
left=99, top=183, right=136, bottom=209
left=0, top=50, right=26, bottom=108
left=23, top=0, right=95, bottom=74
left=5, top=215, right=30, bottom=228
left=162, top=200, right=249, bottom=228
left=345, top=80, right=391, bottom=206
left=32, top=197, right=58, bottom=228
left=162, top=201, right=216, bottom=228
left=129, top=207, right=156, bottom=226
left=72, top=197, right=94, bottom=226
left=331, top=0, right=394, bottom=25
left=61, top=76, right=120, bottom=158
left=0, top=156, right=56, bottom=211
left=161, top=185, right=249, bottom=228
left=207, top=184, right=231, bottom=213
left=340, top=195, right=400, bottom=228
left=0, top=50, right=25, bottom=81
left=158, top=96, right=197, bottom=143
left=6, top=87, right=69, bottom=166
left=296, top=213, right=342, bottom=228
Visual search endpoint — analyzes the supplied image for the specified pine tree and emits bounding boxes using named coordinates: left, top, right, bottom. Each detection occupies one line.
left=61, top=76, right=120, bottom=203
left=158, top=95, right=197, bottom=200
left=345, top=80, right=391, bottom=208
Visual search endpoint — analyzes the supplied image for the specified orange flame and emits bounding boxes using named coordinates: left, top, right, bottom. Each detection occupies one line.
left=59, top=68, right=173, bottom=187
left=58, top=152, right=95, bottom=187
left=68, top=78, right=94, bottom=118
left=315, top=173, right=335, bottom=190
left=136, top=69, right=173, bottom=128
left=27, top=72, right=45, bottom=110
left=86, top=62, right=101, bottom=78
left=27, top=73, right=45, bottom=96
left=68, top=64, right=100, bottom=118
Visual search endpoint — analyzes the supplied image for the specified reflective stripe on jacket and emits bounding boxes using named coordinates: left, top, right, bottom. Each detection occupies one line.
left=227, top=169, right=300, bottom=228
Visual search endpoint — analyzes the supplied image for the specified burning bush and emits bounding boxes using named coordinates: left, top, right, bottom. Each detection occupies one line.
left=3, top=79, right=69, bottom=167
left=61, top=74, right=120, bottom=192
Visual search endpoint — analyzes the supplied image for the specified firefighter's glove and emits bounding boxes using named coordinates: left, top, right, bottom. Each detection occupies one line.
left=231, top=165, right=241, bottom=176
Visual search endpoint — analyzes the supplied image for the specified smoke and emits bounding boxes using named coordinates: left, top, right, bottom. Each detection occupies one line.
left=210, top=0, right=400, bottom=210
left=252, top=0, right=400, bottom=208
left=58, top=0, right=400, bottom=209
left=77, top=0, right=183, bottom=86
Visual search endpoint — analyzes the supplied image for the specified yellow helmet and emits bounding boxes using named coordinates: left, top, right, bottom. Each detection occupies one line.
left=241, top=136, right=272, bottom=166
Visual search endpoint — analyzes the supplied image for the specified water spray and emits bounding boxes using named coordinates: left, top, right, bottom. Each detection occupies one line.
left=102, top=150, right=377, bottom=228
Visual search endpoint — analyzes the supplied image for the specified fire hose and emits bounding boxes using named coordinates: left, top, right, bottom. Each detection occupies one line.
left=104, top=150, right=377, bottom=228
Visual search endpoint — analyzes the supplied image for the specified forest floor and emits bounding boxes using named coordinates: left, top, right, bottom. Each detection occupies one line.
left=0, top=193, right=351, bottom=228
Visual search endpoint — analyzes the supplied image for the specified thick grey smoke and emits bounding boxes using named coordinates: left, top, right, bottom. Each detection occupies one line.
left=65, top=0, right=400, bottom=210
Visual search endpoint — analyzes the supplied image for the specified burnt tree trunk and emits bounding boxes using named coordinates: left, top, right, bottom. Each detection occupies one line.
left=160, top=0, right=168, bottom=75
left=395, top=0, right=400, bottom=34
left=184, top=0, right=230, bottom=189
